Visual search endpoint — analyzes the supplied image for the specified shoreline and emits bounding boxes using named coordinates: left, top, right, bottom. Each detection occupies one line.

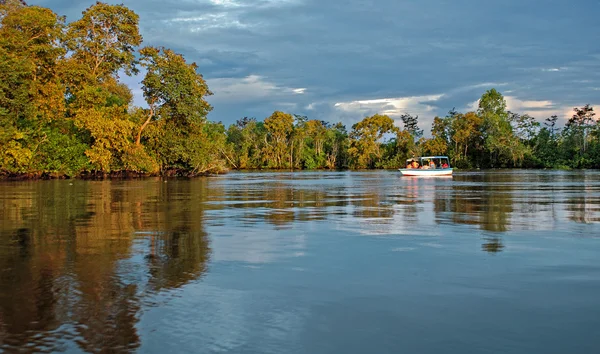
left=0, top=166, right=584, bottom=181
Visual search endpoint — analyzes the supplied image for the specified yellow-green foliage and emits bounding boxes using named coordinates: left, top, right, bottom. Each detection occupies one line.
left=0, top=2, right=220, bottom=177
left=1, top=2, right=599, bottom=176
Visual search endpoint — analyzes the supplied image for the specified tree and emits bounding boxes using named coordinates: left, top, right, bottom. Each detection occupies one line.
left=324, top=122, right=348, bottom=169
left=66, top=2, right=142, bottom=80
left=566, top=104, right=596, bottom=155
left=450, top=111, right=483, bottom=166
left=509, top=112, right=540, bottom=144
left=478, top=89, right=522, bottom=167
left=400, top=113, right=423, bottom=139
left=139, top=48, right=216, bottom=173
left=0, top=5, right=66, bottom=173
left=348, top=114, right=399, bottom=169
left=290, top=114, right=308, bottom=169
left=478, top=88, right=507, bottom=118
left=137, top=46, right=212, bottom=146
left=0, top=0, right=28, bottom=17
left=226, top=117, right=267, bottom=169
left=544, top=115, right=559, bottom=138
left=263, top=111, right=294, bottom=168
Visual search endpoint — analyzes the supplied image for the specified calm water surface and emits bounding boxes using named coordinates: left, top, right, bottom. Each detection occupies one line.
left=0, top=170, right=599, bottom=353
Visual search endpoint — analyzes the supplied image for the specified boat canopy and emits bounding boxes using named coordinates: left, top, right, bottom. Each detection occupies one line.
left=400, top=156, right=453, bottom=174
left=405, top=156, right=451, bottom=167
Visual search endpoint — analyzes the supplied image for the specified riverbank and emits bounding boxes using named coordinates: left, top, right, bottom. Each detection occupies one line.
left=0, top=168, right=230, bottom=181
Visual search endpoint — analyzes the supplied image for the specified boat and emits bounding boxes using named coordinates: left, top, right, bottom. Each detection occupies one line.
left=398, top=156, right=453, bottom=176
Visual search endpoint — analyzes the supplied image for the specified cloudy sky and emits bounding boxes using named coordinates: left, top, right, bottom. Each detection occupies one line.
left=31, top=0, right=600, bottom=131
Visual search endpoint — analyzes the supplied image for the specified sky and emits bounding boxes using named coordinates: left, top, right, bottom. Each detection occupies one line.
left=30, top=0, right=600, bottom=132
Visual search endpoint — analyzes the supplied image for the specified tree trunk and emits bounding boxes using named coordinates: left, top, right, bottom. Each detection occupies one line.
left=135, top=107, right=154, bottom=146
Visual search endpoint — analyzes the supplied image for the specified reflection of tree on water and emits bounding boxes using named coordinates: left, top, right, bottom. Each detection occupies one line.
left=73, top=273, right=141, bottom=353
left=482, top=236, right=505, bottom=253
left=0, top=179, right=214, bottom=353
left=145, top=228, right=210, bottom=292
left=220, top=181, right=341, bottom=227
left=433, top=174, right=513, bottom=252
left=566, top=173, right=600, bottom=224
left=352, top=190, right=394, bottom=221
left=439, top=174, right=515, bottom=232
left=142, top=179, right=212, bottom=292
left=0, top=228, right=62, bottom=349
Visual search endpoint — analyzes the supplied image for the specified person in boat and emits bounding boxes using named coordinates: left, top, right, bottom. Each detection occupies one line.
left=442, top=162, right=449, bottom=168
left=411, top=160, right=419, bottom=169
left=429, top=160, right=436, bottom=169
left=406, top=161, right=412, bottom=169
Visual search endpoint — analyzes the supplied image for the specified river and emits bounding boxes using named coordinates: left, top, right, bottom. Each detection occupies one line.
left=0, top=170, right=599, bottom=353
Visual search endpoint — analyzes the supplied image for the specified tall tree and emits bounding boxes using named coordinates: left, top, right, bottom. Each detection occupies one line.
left=0, top=4, right=66, bottom=172
left=348, top=114, right=399, bottom=169
left=566, top=104, right=596, bottom=154
left=478, top=89, right=521, bottom=167
left=509, top=111, right=540, bottom=144
left=324, top=122, right=348, bottom=169
left=450, top=111, right=483, bottom=166
left=263, top=111, right=294, bottom=168
left=544, top=115, right=559, bottom=138
left=66, top=2, right=142, bottom=80
left=139, top=47, right=216, bottom=172
left=400, top=113, right=423, bottom=139
left=137, top=46, right=212, bottom=145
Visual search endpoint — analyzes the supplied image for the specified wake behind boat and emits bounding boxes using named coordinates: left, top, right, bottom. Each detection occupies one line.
left=399, top=156, right=453, bottom=176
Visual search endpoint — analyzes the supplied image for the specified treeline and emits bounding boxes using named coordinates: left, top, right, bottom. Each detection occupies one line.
left=1, top=1, right=599, bottom=178
left=0, top=0, right=219, bottom=177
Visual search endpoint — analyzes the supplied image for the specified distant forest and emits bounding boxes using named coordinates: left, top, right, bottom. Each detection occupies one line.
left=1, top=1, right=599, bottom=178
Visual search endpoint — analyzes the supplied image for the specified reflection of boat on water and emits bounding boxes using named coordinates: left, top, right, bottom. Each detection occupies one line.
left=399, top=156, right=453, bottom=177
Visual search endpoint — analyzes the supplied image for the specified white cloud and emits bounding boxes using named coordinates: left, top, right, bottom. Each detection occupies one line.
left=169, top=13, right=249, bottom=31
left=507, top=97, right=561, bottom=119
left=466, top=96, right=556, bottom=117
left=541, top=67, right=568, bottom=72
left=209, top=0, right=244, bottom=8
left=453, top=82, right=508, bottom=93
left=207, top=75, right=307, bottom=103
left=334, top=94, right=443, bottom=118
left=465, top=95, right=600, bottom=123
left=332, top=94, right=443, bottom=132
left=505, top=96, right=554, bottom=111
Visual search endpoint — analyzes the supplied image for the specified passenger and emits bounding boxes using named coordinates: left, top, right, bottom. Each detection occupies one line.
left=429, top=160, right=436, bottom=169
left=406, top=162, right=412, bottom=169
left=442, top=162, right=449, bottom=168
left=411, top=160, right=419, bottom=169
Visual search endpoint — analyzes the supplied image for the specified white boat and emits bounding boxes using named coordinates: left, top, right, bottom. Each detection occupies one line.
left=398, top=156, right=453, bottom=177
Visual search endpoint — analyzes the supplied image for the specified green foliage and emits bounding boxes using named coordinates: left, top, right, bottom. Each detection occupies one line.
left=32, top=127, right=89, bottom=176
left=263, top=111, right=294, bottom=168
left=139, top=46, right=212, bottom=125
left=0, top=2, right=224, bottom=178
left=188, top=122, right=228, bottom=174
left=121, top=145, right=159, bottom=174
left=348, top=114, right=399, bottom=169
left=400, top=113, right=423, bottom=139
left=1, top=2, right=600, bottom=177
left=66, top=2, right=142, bottom=79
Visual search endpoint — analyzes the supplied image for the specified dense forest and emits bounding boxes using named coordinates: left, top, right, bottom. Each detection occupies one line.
left=1, top=1, right=599, bottom=178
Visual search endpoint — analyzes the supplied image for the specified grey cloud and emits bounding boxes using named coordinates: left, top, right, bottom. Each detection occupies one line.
left=29, top=0, right=600, bottom=126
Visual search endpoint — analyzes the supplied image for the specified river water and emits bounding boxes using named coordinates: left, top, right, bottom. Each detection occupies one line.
left=0, top=170, right=599, bottom=353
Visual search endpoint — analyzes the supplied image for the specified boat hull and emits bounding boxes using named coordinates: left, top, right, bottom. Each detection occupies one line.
left=398, top=168, right=453, bottom=176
